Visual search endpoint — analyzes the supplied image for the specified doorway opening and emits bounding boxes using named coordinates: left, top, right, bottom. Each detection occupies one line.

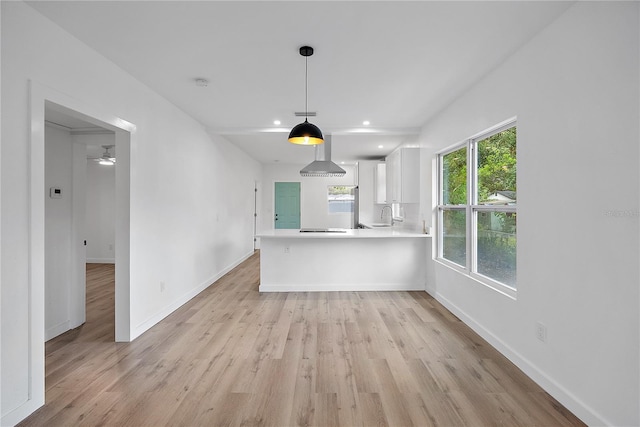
left=28, top=81, right=135, bottom=414
left=44, top=106, right=117, bottom=342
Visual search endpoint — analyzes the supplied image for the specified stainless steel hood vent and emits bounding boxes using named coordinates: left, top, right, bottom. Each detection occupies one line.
left=300, top=135, right=346, bottom=177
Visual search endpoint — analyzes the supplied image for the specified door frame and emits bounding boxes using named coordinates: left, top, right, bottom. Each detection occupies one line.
left=26, top=80, right=135, bottom=417
left=254, top=181, right=262, bottom=250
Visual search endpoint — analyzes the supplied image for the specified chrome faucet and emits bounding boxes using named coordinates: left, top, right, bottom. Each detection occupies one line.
left=381, top=205, right=393, bottom=226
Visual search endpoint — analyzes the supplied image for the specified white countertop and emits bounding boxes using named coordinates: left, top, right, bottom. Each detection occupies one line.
left=257, top=228, right=431, bottom=239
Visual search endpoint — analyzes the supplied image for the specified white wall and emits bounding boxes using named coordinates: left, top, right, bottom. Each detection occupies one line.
left=44, top=124, right=88, bottom=341
left=420, top=2, right=639, bottom=426
left=85, top=160, right=115, bottom=263
left=44, top=124, right=73, bottom=339
left=260, top=163, right=356, bottom=231
left=80, top=134, right=117, bottom=264
left=1, top=2, right=262, bottom=423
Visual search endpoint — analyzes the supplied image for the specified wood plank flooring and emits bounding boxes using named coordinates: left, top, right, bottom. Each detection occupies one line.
left=19, top=253, right=585, bottom=426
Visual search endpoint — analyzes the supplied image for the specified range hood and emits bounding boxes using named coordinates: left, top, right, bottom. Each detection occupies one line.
left=300, top=135, right=346, bottom=177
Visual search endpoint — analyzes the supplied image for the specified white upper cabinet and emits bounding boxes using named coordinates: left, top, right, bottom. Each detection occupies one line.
left=374, top=163, right=387, bottom=204
left=385, top=147, right=420, bottom=203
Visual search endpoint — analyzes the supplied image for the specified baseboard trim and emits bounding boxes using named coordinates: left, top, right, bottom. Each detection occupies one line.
left=259, top=283, right=425, bottom=292
left=86, top=258, right=115, bottom=264
left=434, top=292, right=610, bottom=427
left=1, top=398, right=44, bottom=427
left=45, top=320, right=70, bottom=341
left=131, top=250, right=255, bottom=340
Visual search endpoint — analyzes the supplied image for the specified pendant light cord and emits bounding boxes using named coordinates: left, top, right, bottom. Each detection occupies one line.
left=305, top=55, right=308, bottom=120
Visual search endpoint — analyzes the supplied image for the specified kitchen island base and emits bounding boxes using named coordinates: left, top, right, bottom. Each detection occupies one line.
left=258, top=229, right=429, bottom=292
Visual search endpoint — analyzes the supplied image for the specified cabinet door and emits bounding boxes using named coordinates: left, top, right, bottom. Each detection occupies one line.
left=385, top=148, right=420, bottom=204
left=386, top=150, right=401, bottom=203
left=374, top=163, right=387, bottom=203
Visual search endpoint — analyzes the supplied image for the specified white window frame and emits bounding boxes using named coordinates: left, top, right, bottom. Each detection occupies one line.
left=436, top=118, right=517, bottom=299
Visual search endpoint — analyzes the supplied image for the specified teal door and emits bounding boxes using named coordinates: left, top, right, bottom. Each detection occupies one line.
left=274, top=182, right=301, bottom=229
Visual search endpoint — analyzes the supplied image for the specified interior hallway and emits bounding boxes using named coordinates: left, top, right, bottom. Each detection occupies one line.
left=19, top=253, right=585, bottom=426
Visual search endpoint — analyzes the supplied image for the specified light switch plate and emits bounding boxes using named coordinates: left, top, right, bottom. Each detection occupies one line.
left=49, top=187, right=62, bottom=199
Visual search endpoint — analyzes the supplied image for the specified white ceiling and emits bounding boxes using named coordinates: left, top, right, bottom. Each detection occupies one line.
left=28, top=1, right=572, bottom=165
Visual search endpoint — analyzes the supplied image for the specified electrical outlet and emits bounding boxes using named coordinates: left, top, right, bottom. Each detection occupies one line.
left=535, top=322, right=547, bottom=342
left=284, top=246, right=290, bottom=253
left=160, top=281, right=166, bottom=292
left=108, top=244, right=113, bottom=251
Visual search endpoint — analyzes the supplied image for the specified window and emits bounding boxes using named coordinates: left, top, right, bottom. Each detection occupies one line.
left=327, top=185, right=355, bottom=213
left=437, top=121, right=517, bottom=293
left=441, top=146, right=467, bottom=266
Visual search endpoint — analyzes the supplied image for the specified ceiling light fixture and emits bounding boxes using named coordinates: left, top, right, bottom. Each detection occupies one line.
left=288, top=46, right=324, bottom=145
left=92, top=145, right=116, bottom=166
left=363, top=120, right=370, bottom=126
left=273, top=120, right=281, bottom=125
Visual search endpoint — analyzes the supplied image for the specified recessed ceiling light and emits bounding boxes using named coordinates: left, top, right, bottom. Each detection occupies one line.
left=273, top=120, right=281, bottom=125
left=378, top=145, right=384, bottom=149
left=363, top=120, right=370, bottom=126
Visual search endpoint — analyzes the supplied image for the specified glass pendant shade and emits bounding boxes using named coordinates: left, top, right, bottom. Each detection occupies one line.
left=288, top=119, right=324, bottom=145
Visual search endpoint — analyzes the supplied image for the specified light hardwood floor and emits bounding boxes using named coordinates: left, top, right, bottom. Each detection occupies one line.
left=19, top=252, right=585, bottom=426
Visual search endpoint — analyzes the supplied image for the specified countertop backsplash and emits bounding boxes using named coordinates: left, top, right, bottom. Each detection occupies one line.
left=394, top=203, right=421, bottom=232
left=371, top=203, right=421, bottom=232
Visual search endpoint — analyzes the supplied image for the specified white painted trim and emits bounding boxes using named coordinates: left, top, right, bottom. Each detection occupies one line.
left=259, top=283, right=426, bottom=292
left=45, top=321, right=70, bottom=342
left=21, top=80, right=135, bottom=425
left=86, top=258, right=116, bottom=264
left=0, top=1, right=3, bottom=418
left=434, top=292, right=609, bottom=427
left=130, top=250, right=255, bottom=340
left=435, top=258, right=517, bottom=301
left=70, top=142, right=87, bottom=332
left=0, top=400, right=44, bottom=427
left=27, top=80, right=48, bottom=418
left=112, top=129, right=132, bottom=343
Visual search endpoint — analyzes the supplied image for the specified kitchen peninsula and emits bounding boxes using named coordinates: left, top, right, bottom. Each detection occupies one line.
left=257, top=228, right=430, bottom=292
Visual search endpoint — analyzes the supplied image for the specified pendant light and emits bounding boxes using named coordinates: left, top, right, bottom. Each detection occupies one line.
left=288, top=46, right=324, bottom=145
